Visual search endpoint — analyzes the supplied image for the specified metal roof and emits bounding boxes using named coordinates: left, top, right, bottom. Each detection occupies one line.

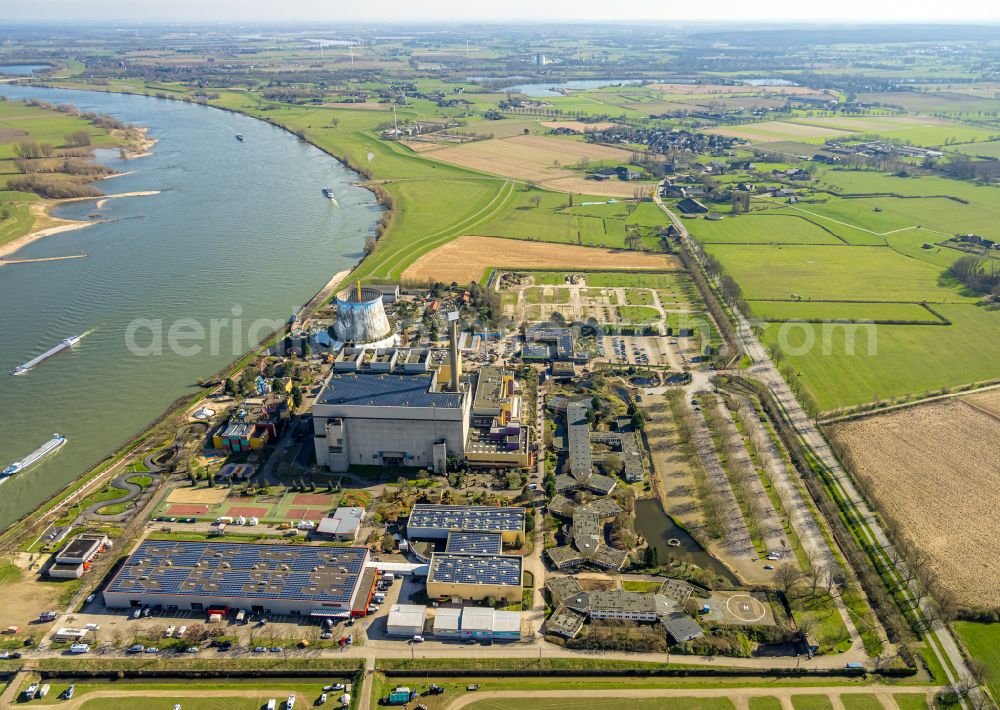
left=317, top=372, right=462, bottom=409
left=105, top=540, right=368, bottom=605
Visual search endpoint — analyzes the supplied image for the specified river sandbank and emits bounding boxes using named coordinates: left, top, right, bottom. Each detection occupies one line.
left=0, top=191, right=161, bottom=260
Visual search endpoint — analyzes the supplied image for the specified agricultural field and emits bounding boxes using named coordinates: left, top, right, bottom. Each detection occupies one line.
left=761, top=304, right=1000, bottom=410
left=708, top=121, right=848, bottom=144
left=685, top=213, right=844, bottom=245
left=424, top=134, right=649, bottom=196
left=401, top=236, right=676, bottom=285
left=746, top=301, right=941, bottom=323
left=703, top=243, right=974, bottom=303
left=473, top=187, right=667, bottom=250
left=829, top=398, right=1000, bottom=607
left=953, top=621, right=1000, bottom=704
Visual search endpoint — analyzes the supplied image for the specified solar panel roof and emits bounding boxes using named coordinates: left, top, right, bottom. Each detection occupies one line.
left=409, top=504, right=524, bottom=533
left=428, top=553, right=522, bottom=587
left=105, top=540, right=369, bottom=604
left=445, top=531, right=503, bottom=555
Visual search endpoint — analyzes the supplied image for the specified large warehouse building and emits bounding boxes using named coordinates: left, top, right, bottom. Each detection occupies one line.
left=103, top=540, right=376, bottom=618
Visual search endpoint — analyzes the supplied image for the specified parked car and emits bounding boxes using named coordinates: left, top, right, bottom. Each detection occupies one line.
left=185, top=646, right=199, bottom=653
left=269, top=646, right=283, bottom=653
left=253, top=646, right=266, bottom=653
left=145, top=647, right=159, bottom=654
left=128, top=644, right=145, bottom=654
left=85, top=593, right=96, bottom=604
left=68, top=643, right=90, bottom=654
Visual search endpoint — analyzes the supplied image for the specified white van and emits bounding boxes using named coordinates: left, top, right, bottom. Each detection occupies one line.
left=69, top=643, right=90, bottom=654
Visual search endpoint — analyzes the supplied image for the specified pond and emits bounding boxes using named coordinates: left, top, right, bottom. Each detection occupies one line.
left=633, top=498, right=738, bottom=584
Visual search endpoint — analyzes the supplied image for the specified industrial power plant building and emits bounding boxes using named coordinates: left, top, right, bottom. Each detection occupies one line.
left=333, top=285, right=393, bottom=345
left=311, top=348, right=470, bottom=473
left=103, top=540, right=376, bottom=618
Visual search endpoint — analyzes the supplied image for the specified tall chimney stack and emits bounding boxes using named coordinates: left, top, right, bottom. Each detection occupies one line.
left=447, top=311, right=461, bottom=393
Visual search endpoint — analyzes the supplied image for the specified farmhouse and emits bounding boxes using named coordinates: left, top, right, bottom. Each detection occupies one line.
left=676, top=197, right=709, bottom=214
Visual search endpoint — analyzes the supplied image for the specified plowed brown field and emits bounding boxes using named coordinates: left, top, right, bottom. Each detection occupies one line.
left=832, top=399, right=1000, bottom=607
left=402, top=236, right=677, bottom=284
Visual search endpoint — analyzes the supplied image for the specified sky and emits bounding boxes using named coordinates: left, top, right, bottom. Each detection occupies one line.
left=5, top=0, right=1000, bottom=23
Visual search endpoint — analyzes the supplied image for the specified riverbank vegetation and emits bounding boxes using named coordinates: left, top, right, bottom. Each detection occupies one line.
left=0, top=96, right=145, bottom=247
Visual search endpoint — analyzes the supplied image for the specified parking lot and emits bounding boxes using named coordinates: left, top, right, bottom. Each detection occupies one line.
left=47, top=570, right=409, bottom=656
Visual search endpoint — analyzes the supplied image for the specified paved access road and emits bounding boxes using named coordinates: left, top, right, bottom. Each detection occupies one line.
left=654, top=188, right=978, bottom=708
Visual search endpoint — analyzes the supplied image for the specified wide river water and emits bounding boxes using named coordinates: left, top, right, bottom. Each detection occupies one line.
left=0, top=84, right=381, bottom=529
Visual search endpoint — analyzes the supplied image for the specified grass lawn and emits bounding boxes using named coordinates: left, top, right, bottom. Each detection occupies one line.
left=954, top=621, right=1000, bottom=703
left=892, top=694, right=931, bottom=710
left=0, top=561, right=22, bottom=584
left=622, top=580, right=663, bottom=593
left=747, top=699, right=782, bottom=710
left=787, top=592, right=852, bottom=654
left=762, top=303, right=1000, bottom=411
left=625, top=289, right=655, bottom=306
left=618, top=305, right=660, bottom=323
left=839, top=694, right=882, bottom=710
left=789, top=695, right=834, bottom=710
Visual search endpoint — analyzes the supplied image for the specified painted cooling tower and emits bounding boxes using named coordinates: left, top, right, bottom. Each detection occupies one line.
left=334, top=286, right=392, bottom=343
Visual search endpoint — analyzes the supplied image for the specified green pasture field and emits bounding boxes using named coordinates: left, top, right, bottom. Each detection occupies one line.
left=953, top=140, right=1000, bottom=158
left=761, top=303, right=1000, bottom=411
left=856, top=90, right=1000, bottom=115
left=704, top=243, right=975, bottom=303
left=746, top=301, right=941, bottom=323
left=885, top=232, right=969, bottom=269
left=798, top=192, right=1000, bottom=244
left=474, top=188, right=665, bottom=250
left=954, top=621, right=1000, bottom=704
left=789, top=117, right=997, bottom=146
left=685, top=213, right=844, bottom=245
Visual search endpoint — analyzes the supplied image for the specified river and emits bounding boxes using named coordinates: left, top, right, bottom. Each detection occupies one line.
left=0, top=84, right=381, bottom=529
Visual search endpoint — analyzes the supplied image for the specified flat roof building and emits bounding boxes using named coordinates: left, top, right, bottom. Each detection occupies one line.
left=386, top=604, right=427, bottom=637
left=431, top=606, right=521, bottom=640
left=316, top=507, right=364, bottom=541
left=426, top=552, right=523, bottom=603
left=49, top=534, right=110, bottom=579
left=445, top=531, right=503, bottom=555
left=312, top=363, right=470, bottom=474
left=103, top=540, right=374, bottom=617
left=407, top=504, right=525, bottom=544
